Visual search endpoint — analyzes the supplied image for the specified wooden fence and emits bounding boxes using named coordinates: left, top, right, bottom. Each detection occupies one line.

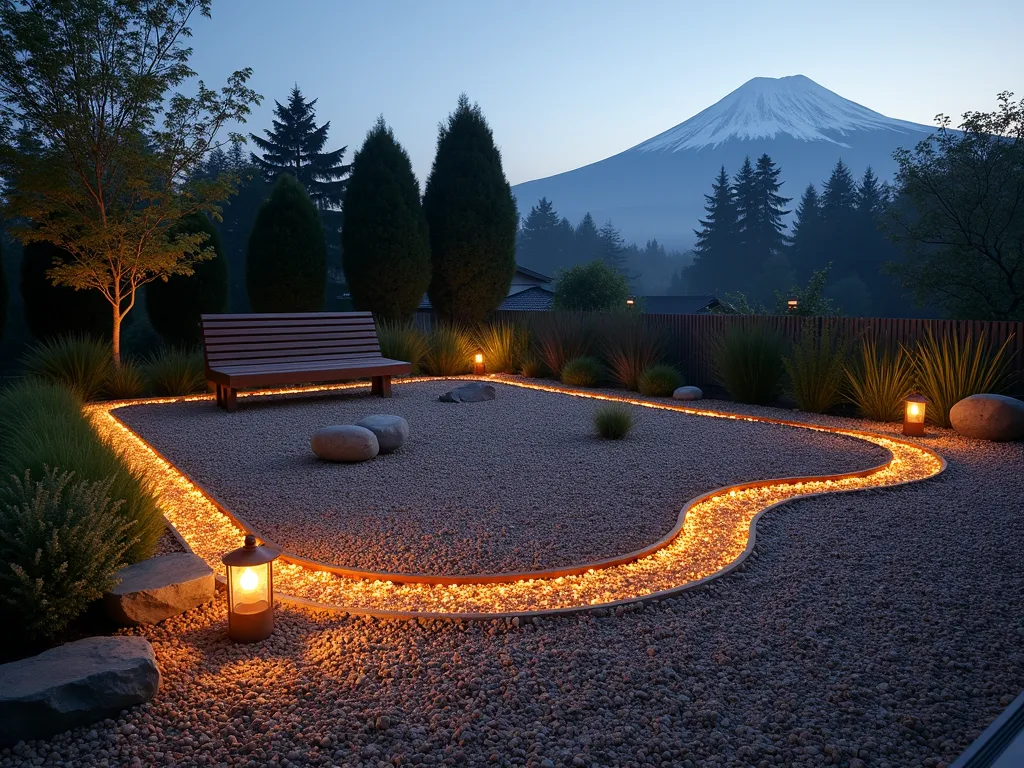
left=414, top=310, right=1024, bottom=393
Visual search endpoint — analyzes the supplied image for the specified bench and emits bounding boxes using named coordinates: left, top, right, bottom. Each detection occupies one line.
left=200, top=312, right=412, bottom=412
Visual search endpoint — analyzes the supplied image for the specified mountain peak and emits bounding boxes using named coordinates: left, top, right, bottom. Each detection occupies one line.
left=632, top=75, right=928, bottom=153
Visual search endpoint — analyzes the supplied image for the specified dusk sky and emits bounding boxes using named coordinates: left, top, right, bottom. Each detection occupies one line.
left=188, top=0, right=1023, bottom=187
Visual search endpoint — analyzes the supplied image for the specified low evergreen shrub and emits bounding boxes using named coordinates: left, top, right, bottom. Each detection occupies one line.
left=593, top=404, right=633, bottom=439
left=637, top=365, right=683, bottom=397
left=144, top=347, right=206, bottom=396
left=714, top=325, right=786, bottom=405
left=561, top=356, right=604, bottom=388
left=22, top=333, right=113, bottom=402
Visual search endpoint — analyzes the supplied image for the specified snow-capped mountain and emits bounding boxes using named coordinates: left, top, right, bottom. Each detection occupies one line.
left=512, top=75, right=936, bottom=252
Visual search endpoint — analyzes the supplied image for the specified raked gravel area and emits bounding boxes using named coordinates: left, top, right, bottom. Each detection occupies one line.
left=113, top=380, right=888, bottom=576
left=4, top=402, right=1022, bottom=767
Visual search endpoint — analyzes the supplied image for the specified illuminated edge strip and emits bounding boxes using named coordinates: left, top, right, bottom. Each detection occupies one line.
left=87, top=376, right=946, bottom=620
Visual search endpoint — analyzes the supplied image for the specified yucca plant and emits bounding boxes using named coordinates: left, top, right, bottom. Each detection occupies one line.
left=376, top=319, right=429, bottom=374
left=637, top=364, right=684, bottom=397
left=713, top=324, right=787, bottom=405
left=103, top=359, right=147, bottom=400
left=475, top=321, right=528, bottom=374
left=783, top=325, right=848, bottom=413
left=22, top=333, right=113, bottom=402
left=531, top=312, right=592, bottom=378
left=561, top=356, right=604, bottom=388
left=600, top=315, right=666, bottom=390
left=844, top=339, right=916, bottom=422
left=593, top=404, right=633, bottom=439
left=910, top=330, right=1016, bottom=427
left=422, top=324, right=475, bottom=376
left=143, top=347, right=206, bottom=396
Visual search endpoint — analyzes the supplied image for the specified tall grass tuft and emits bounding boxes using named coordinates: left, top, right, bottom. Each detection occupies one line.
left=0, top=380, right=162, bottom=563
left=561, top=356, right=604, bottom=388
left=376, top=319, right=429, bottom=374
left=22, top=333, right=113, bottom=402
left=910, top=330, right=1016, bottom=427
left=422, top=324, right=475, bottom=376
left=531, top=312, right=591, bottom=379
left=519, top=352, right=547, bottom=379
left=637, top=364, right=683, bottom=397
left=593, top=404, right=633, bottom=439
left=713, top=324, right=787, bottom=404
left=844, top=339, right=916, bottom=422
left=475, top=321, right=528, bottom=374
left=143, top=347, right=206, bottom=396
left=783, top=325, right=848, bottom=413
left=600, top=315, right=665, bottom=390
left=104, top=359, right=147, bottom=400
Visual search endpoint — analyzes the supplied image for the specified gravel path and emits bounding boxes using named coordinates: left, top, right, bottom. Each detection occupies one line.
left=115, top=380, right=887, bottom=576
left=5, top=413, right=1021, bottom=767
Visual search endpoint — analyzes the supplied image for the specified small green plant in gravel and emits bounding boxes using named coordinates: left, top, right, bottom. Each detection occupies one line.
left=783, top=326, right=848, bottom=413
left=637, top=365, right=683, bottom=397
left=714, top=324, right=787, bottom=405
left=844, top=339, right=916, bottom=422
left=561, top=356, right=604, bottom=388
left=22, top=333, right=113, bottom=402
left=593, top=404, right=633, bottom=439
left=376, top=319, right=429, bottom=374
left=144, top=347, right=206, bottom=396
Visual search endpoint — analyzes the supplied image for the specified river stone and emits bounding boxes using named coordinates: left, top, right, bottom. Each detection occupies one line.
left=312, top=425, right=379, bottom=462
left=104, top=552, right=215, bottom=626
left=355, top=415, right=409, bottom=454
left=439, top=382, right=497, bottom=403
left=950, top=394, right=1024, bottom=442
left=0, top=636, right=160, bottom=745
left=673, top=385, right=704, bottom=401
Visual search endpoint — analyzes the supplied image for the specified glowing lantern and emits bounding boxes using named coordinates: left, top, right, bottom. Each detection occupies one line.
left=626, top=297, right=636, bottom=307
left=222, top=534, right=279, bottom=642
left=473, top=351, right=485, bottom=375
left=903, top=394, right=928, bottom=436
left=787, top=298, right=798, bottom=313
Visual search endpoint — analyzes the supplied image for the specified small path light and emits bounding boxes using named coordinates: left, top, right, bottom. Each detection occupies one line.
left=626, top=296, right=636, bottom=307
left=903, top=394, right=928, bottom=436
left=473, top=351, right=485, bottom=375
left=222, top=534, right=280, bottom=643
left=787, top=298, right=799, bottom=313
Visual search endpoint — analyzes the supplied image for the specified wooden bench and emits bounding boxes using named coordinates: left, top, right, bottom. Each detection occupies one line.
left=200, top=312, right=412, bottom=412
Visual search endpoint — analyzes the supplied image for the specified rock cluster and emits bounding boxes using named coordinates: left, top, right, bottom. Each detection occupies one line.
left=311, top=424, right=379, bottom=462
left=355, top=414, right=409, bottom=454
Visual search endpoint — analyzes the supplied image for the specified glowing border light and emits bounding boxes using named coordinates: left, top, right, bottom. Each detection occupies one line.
left=86, top=377, right=945, bottom=620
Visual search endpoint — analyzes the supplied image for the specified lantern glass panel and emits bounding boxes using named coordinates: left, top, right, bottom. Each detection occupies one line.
left=905, top=400, right=925, bottom=424
left=229, top=562, right=270, bottom=614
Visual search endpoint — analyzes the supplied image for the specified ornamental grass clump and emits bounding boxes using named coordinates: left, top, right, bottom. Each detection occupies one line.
left=713, top=324, right=787, bottom=404
left=0, top=468, right=136, bottom=645
left=783, top=326, right=848, bottom=413
left=143, top=347, right=206, bottom=396
left=531, top=311, right=591, bottom=379
left=475, top=321, right=528, bottom=374
left=910, top=330, right=1016, bottom=427
left=593, top=404, right=633, bottom=439
left=22, top=333, right=113, bottom=402
left=376, top=319, right=429, bottom=374
left=519, top=352, right=547, bottom=378
left=561, top=356, right=604, bottom=388
left=103, top=358, right=147, bottom=400
left=843, top=339, right=915, bottom=422
left=422, top=324, right=475, bottom=376
left=637, top=365, right=684, bottom=397
left=600, top=315, right=665, bottom=391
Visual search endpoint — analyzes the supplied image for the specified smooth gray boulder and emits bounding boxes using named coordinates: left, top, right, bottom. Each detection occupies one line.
left=104, top=552, right=215, bottom=626
left=0, top=636, right=160, bottom=745
left=950, top=394, right=1024, bottom=442
left=439, top=383, right=497, bottom=403
left=312, top=425, right=379, bottom=462
left=672, top=385, right=703, bottom=401
left=356, top=414, right=409, bottom=454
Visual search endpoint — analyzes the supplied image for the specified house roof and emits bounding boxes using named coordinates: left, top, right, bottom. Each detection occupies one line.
left=497, top=286, right=554, bottom=311
left=418, top=264, right=553, bottom=310
left=513, top=265, right=553, bottom=283
left=641, top=295, right=720, bottom=315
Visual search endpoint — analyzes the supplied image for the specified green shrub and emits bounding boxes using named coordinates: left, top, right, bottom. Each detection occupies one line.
left=600, top=315, right=665, bottom=390
left=22, top=333, right=113, bottom=401
left=0, top=468, right=135, bottom=643
left=104, top=359, right=147, bottom=400
left=593, top=404, right=633, bottom=439
left=520, top=353, right=546, bottom=378
left=422, top=324, right=475, bottom=376
left=561, top=356, right=604, bottom=388
left=376, top=319, right=429, bottom=374
left=713, top=324, right=787, bottom=404
left=552, top=259, right=631, bottom=311
left=0, top=380, right=162, bottom=563
left=143, top=347, right=206, bottom=396
left=638, top=365, right=683, bottom=397
left=783, top=326, right=847, bottom=413
left=475, top=321, right=528, bottom=374
left=532, top=311, right=591, bottom=378
left=910, top=330, right=1015, bottom=427
left=844, top=339, right=916, bottom=422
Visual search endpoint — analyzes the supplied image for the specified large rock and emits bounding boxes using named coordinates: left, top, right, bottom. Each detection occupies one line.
left=950, top=394, right=1024, bottom=442
left=439, top=383, right=497, bottom=403
left=0, top=636, right=160, bottom=745
left=104, top=553, right=215, bottom=626
left=356, top=415, right=409, bottom=454
left=673, top=385, right=703, bottom=401
left=312, top=425, right=379, bottom=462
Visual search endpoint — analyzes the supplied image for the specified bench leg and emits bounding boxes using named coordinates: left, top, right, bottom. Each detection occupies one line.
left=215, top=383, right=223, bottom=408
left=224, top=387, right=238, bottom=412
left=371, top=375, right=392, bottom=397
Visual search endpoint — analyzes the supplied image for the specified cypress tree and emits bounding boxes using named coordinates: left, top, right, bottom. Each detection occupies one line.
left=423, top=94, right=518, bottom=324
left=146, top=213, right=229, bottom=346
left=21, top=240, right=113, bottom=339
left=688, top=166, right=738, bottom=293
left=789, top=184, right=824, bottom=279
left=341, top=116, right=430, bottom=321
left=246, top=174, right=327, bottom=313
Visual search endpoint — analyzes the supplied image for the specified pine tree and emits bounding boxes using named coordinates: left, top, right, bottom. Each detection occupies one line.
left=733, top=157, right=758, bottom=248
left=597, top=220, right=630, bottom=277
left=573, top=213, right=603, bottom=264
left=854, top=166, right=903, bottom=315
left=750, top=154, right=791, bottom=258
left=518, top=198, right=574, bottom=274
left=789, top=184, right=824, bottom=280
left=819, top=159, right=859, bottom=295
left=249, top=86, right=350, bottom=209
left=821, top=159, right=858, bottom=219
left=688, top=166, right=738, bottom=293
left=341, top=117, right=430, bottom=321
left=423, top=94, right=518, bottom=324
left=246, top=174, right=327, bottom=312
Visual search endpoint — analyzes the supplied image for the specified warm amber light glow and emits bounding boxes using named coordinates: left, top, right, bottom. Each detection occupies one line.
left=239, top=567, right=259, bottom=591
left=908, top=403, right=920, bottom=417
left=474, top=353, right=483, bottom=364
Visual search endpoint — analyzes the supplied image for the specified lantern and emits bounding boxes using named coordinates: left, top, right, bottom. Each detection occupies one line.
left=222, top=534, right=280, bottom=642
left=626, top=297, right=636, bottom=307
left=787, top=298, right=798, bottom=313
left=473, top=351, right=485, bottom=375
left=903, top=394, right=928, bottom=436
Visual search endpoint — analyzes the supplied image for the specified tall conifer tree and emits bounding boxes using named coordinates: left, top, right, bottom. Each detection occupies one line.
left=574, top=213, right=603, bottom=264
left=518, top=198, right=574, bottom=274
left=750, top=153, right=791, bottom=261
left=789, top=184, right=824, bottom=279
left=688, top=166, right=737, bottom=293
left=597, top=220, right=631, bottom=278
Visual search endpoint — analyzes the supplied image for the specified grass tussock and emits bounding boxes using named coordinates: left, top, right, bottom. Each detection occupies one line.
left=593, top=404, right=633, bottom=439
left=104, top=359, right=147, bottom=400
left=783, top=325, right=848, bottom=413
left=843, top=339, right=916, bottom=422
left=561, top=356, right=604, bottom=388
left=714, top=324, right=787, bottom=405
left=143, top=347, right=206, bottom=396
left=376, top=319, right=429, bottom=374
left=22, top=334, right=113, bottom=402
left=531, top=312, right=592, bottom=379
left=475, top=321, right=529, bottom=374
left=637, top=364, right=683, bottom=397
left=422, top=324, right=475, bottom=376
left=599, top=315, right=665, bottom=391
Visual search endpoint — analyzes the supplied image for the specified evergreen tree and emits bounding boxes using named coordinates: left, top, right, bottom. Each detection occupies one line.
left=517, top=198, right=574, bottom=274
left=855, top=166, right=887, bottom=218
left=0, top=237, right=5, bottom=342
left=733, top=157, right=758, bottom=249
left=423, top=94, right=518, bottom=324
left=854, top=166, right=904, bottom=314
left=789, top=184, right=824, bottom=279
left=246, top=174, right=327, bottom=312
left=819, top=159, right=859, bottom=298
left=573, top=213, right=603, bottom=264
left=21, top=241, right=113, bottom=339
left=597, top=220, right=630, bottom=277
left=552, top=259, right=630, bottom=311
left=688, top=166, right=738, bottom=293
left=249, top=86, right=350, bottom=209
left=146, top=214, right=229, bottom=346
left=341, top=117, right=430, bottom=321
left=750, top=154, right=791, bottom=259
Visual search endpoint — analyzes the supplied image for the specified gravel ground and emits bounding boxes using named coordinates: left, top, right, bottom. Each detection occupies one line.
left=4, top=414, right=1021, bottom=767
left=114, top=380, right=887, bottom=576
left=154, top=526, right=187, bottom=555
